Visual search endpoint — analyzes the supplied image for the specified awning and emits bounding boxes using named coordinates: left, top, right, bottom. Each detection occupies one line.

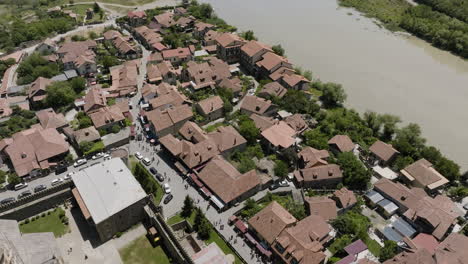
left=229, top=215, right=238, bottom=223
left=256, top=243, right=272, bottom=257
left=190, top=173, right=204, bottom=188
left=234, top=220, right=248, bottom=233
left=174, top=161, right=188, bottom=174
left=245, top=233, right=257, bottom=245
left=210, top=196, right=225, bottom=210
left=201, top=187, right=211, bottom=197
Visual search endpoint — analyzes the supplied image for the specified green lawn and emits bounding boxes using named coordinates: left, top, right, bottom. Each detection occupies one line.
left=168, top=212, right=242, bottom=264
left=19, top=208, right=69, bottom=238
left=64, top=4, right=105, bottom=23
left=119, top=235, right=171, bottom=264
left=364, top=237, right=382, bottom=257
left=204, top=122, right=226, bottom=132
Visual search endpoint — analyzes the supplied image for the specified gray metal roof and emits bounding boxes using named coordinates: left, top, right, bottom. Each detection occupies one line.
left=71, top=158, right=146, bottom=224
left=366, top=190, right=384, bottom=203
left=382, top=226, right=403, bottom=242
left=392, top=217, right=417, bottom=238
left=64, top=69, right=78, bottom=79
left=377, top=199, right=398, bottom=214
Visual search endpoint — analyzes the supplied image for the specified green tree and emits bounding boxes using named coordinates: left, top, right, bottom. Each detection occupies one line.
left=111, top=124, right=121, bottom=134
left=93, top=2, right=101, bottom=13
left=380, top=240, right=398, bottom=262
left=320, top=82, right=347, bottom=107
left=304, top=129, right=329, bottom=150
left=197, top=217, right=211, bottom=240
left=276, top=89, right=320, bottom=115
left=379, top=114, right=401, bottom=141
left=274, top=160, right=288, bottom=178
left=240, top=30, right=257, bottom=41
left=393, top=156, right=414, bottom=171
left=45, top=81, right=76, bottom=109
left=8, top=173, right=21, bottom=186
left=329, top=234, right=353, bottom=255
left=332, top=210, right=370, bottom=236
left=181, top=195, right=194, bottom=217
left=336, top=152, right=371, bottom=190
left=193, top=207, right=203, bottom=231
left=392, top=123, right=426, bottom=158
left=70, top=77, right=86, bottom=93
left=79, top=141, right=94, bottom=153
left=238, top=116, right=260, bottom=144
left=102, top=55, right=119, bottom=69
left=272, top=44, right=285, bottom=56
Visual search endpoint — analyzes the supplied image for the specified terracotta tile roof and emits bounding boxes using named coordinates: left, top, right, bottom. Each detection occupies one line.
left=197, top=96, right=223, bottom=115
left=36, top=108, right=67, bottom=129
left=88, top=105, right=125, bottom=129
left=0, top=98, right=12, bottom=118
left=261, top=121, right=296, bottom=149
left=305, top=196, right=337, bottom=221
left=84, top=87, right=107, bottom=113
left=110, top=60, right=139, bottom=96
left=282, top=73, right=310, bottom=88
left=269, top=66, right=295, bottom=81
left=240, top=96, right=274, bottom=116
left=198, top=156, right=260, bottom=204
left=146, top=104, right=193, bottom=133
left=73, top=126, right=100, bottom=144
left=207, top=57, right=231, bottom=80
left=215, top=33, right=245, bottom=48
left=434, top=233, right=468, bottom=263
left=162, top=47, right=191, bottom=59
left=208, top=125, right=247, bottom=153
left=383, top=249, right=436, bottom=264
left=240, top=40, right=272, bottom=57
left=195, top=22, right=214, bottom=32
left=294, top=164, right=343, bottom=184
left=284, top=114, right=308, bottom=134
left=249, top=113, right=277, bottom=131
left=176, top=16, right=193, bottom=28
left=411, top=233, right=439, bottom=255
left=204, top=30, right=221, bottom=43
left=179, top=139, right=219, bottom=169
left=0, top=50, right=24, bottom=63
left=148, top=51, right=163, bottom=62
left=159, top=134, right=183, bottom=156
left=103, top=30, right=122, bottom=40
left=328, top=135, right=355, bottom=152
left=147, top=64, right=163, bottom=83
left=57, top=40, right=96, bottom=55
left=369, top=140, right=399, bottom=162
left=333, top=187, right=357, bottom=208
left=256, top=52, right=290, bottom=72
left=185, top=61, right=217, bottom=90
left=149, top=89, right=187, bottom=110
left=29, top=77, right=53, bottom=99
left=401, top=159, right=448, bottom=189
left=113, top=36, right=136, bottom=55
left=298, top=147, right=329, bottom=168
left=259, top=82, right=287, bottom=98
left=127, top=10, right=146, bottom=18
left=154, top=12, right=175, bottom=27
left=4, top=126, right=69, bottom=177
left=218, top=77, right=242, bottom=94
left=179, top=121, right=208, bottom=143
left=248, top=201, right=297, bottom=244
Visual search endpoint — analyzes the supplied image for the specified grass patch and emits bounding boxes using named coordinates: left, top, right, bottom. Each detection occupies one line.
left=131, top=162, right=164, bottom=205
left=119, top=235, right=171, bottom=264
left=19, top=208, right=69, bottom=238
left=364, top=237, right=382, bottom=257
left=168, top=212, right=242, bottom=264
left=204, top=122, right=225, bottom=132
left=64, top=4, right=105, bottom=24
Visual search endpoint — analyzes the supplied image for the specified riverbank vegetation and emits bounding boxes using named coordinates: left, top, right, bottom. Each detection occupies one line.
left=338, top=0, right=468, bottom=58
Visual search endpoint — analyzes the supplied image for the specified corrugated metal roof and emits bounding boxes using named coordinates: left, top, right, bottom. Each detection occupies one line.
left=393, top=217, right=417, bottom=238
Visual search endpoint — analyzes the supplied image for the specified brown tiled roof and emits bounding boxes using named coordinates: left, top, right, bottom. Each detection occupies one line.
left=215, top=33, right=245, bottom=48
left=208, top=126, right=247, bottom=153
left=369, top=140, right=399, bottom=162
left=162, top=47, right=191, bottom=59
left=328, top=135, right=354, bottom=152
left=36, top=108, right=67, bottom=129
left=333, top=187, right=357, bottom=208
left=179, top=121, right=208, bottom=143
left=411, top=233, right=439, bottom=254
left=148, top=51, right=163, bottom=63
left=147, top=64, right=163, bottom=83
left=179, top=139, right=219, bottom=169
left=258, top=82, right=287, bottom=98
left=113, top=36, right=136, bottom=55
left=197, top=96, right=223, bottom=115
left=248, top=201, right=297, bottom=244
left=0, top=50, right=24, bottom=63
left=218, top=77, right=242, bottom=94
left=195, top=22, right=214, bottom=32
left=198, top=156, right=260, bottom=204
left=176, top=16, right=193, bottom=28
left=282, top=73, right=310, bottom=88
left=401, top=159, right=448, bottom=189
left=127, top=10, right=146, bottom=18
left=204, top=30, right=221, bottom=43
left=88, top=105, right=125, bottom=129
left=249, top=113, right=277, bottom=132
left=207, top=57, right=231, bottom=80
left=269, top=66, right=295, bottom=81
left=73, top=126, right=100, bottom=144
left=149, top=89, right=187, bottom=110
left=0, top=98, right=12, bottom=118
left=159, top=134, right=182, bottom=156
left=261, top=121, right=296, bottom=149
left=57, top=40, right=96, bottom=55
left=240, top=96, right=274, bottom=115
left=294, top=164, right=343, bottom=184
left=110, top=60, right=139, bottom=96
left=185, top=61, right=217, bottom=90
left=298, top=147, right=329, bottom=168
left=154, top=12, right=175, bottom=27
left=256, top=52, right=290, bottom=72
left=29, top=77, right=53, bottom=99
left=284, top=114, right=308, bottom=134
left=84, top=87, right=107, bottom=113
left=103, top=30, right=122, bottom=40
left=240, top=40, right=272, bottom=57
left=146, top=104, right=193, bottom=133
left=5, top=126, right=69, bottom=177
left=383, top=249, right=435, bottom=264
left=434, top=233, right=468, bottom=263
left=305, top=196, right=337, bottom=221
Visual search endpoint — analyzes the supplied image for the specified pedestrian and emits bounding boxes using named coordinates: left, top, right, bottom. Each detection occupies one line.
left=85, top=255, right=88, bottom=260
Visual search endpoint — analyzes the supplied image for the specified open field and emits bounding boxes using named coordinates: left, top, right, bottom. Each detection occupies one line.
left=119, top=235, right=171, bottom=264
left=19, top=208, right=69, bottom=238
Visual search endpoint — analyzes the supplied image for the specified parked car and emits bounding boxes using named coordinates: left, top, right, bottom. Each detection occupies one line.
left=155, top=173, right=164, bottom=182
left=14, top=183, right=28, bottom=191
left=51, top=178, right=63, bottom=186
left=268, top=182, right=279, bottom=191
left=149, top=167, right=157, bottom=175
left=163, top=183, right=171, bottom=194
left=142, top=157, right=151, bottom=166
left=18, top=190, right=32, bottom=199
left=64, top=172, right=74, bottom=181
left=135, top=152, right=143, bottom=160
left=1, top=197, right=15, bottom=204
left=73, top=159, right=87, bottom=167
left=92, top=153, right=104, bottom=160
left=163, top=194, right=173, bottom=204
left=103, top=153, right=111, bottom=160
left=278, top=180, right=289, bottom=187
left=34, top=185, right=47, bottom=193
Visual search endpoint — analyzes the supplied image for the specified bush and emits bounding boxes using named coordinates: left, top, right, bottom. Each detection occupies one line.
left=47, top=211, right=51, bottom=215
left=59, top=211, right=66, bottom=219
left=41, top=213, right=46, bottom=217
left=116, top=232, right=122, bottom=238
left=111, top=124, right=121, bottom=134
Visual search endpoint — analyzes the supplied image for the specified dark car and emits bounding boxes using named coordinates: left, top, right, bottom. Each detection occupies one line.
left=163, top=194, right=173, bottom=204
left=149, top=167, right=157, bottom=175
left=268, top=182, right=279, bottom=191
left=34, top=185, right=47, bottom=193
left=1, top=197, right=15, bottom=204
left=155, top=173, right=164, bottom=182
left=18, top=190, right=32, bottom=199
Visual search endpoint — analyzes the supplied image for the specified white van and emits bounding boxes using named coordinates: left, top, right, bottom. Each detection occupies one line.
left=142, top=157, right=151, bottom=166
left=163, top=183, right=171, bottom=194
left=14, top=183, right=28, bottom=191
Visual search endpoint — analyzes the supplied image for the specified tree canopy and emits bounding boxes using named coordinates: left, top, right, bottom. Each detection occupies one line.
left=45, top=81, right=76, bottom=109
left=336, top=152, right=371, bottom=190
left=272, top=44, right=285, bottom=56
left=17, top=53, right=60, bottom=84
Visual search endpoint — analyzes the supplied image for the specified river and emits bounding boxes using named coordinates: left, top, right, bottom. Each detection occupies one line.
left=201, top=0, right=468, bottom=170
